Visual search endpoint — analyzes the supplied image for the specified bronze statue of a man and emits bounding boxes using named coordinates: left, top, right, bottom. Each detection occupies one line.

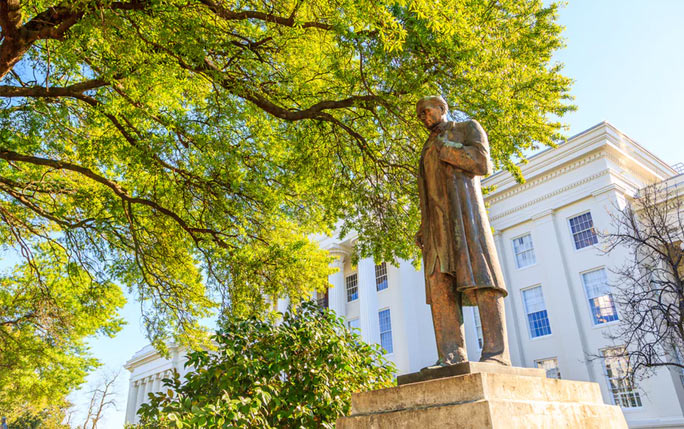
left=415, top=95, right=511, bottom=366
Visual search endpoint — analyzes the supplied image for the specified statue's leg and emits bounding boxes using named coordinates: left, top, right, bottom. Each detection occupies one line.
left=476, top=289, right=511, bottom=366
left=428, top=269, right=467, bottom=365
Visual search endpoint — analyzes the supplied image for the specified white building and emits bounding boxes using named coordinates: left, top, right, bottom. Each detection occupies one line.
left=125, top=122, right=684, bottom=428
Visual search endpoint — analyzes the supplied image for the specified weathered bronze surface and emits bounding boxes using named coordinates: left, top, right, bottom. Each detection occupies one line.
left=415, top=95, right=511, bottom=366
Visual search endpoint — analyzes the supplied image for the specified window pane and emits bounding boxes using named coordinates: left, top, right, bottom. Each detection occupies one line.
left=347, top=318, right=360, bottom=331
left=603, top=347, right=642, bottom=408
left=523, top=287, right=552, bottom=338
left=535, top=358, right=561, bottom=379
left=513, top=234, right=536, bottom=268
left=527, top=310, right=552, bottom=337
left=345, top=273, right=358, bottom=302
left=375, top=262, right=388, bottom=291
left=589, top=296, right=619, bottom=324
left=582, top=269, right=618, bottom=324
left=569, top=213, right=598, bottom=249
left=523, top=287, right=545, bottom=313
left=316, top=289, right=328, bottom=308
left=378, top=309, right=393, bottom=354
left=379, top=309, right=391, bottom=332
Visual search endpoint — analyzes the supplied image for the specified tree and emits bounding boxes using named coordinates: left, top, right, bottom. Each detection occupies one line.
left=78, top=369, right=122, bottom=429
left=0, top=0, right=573, bottom=348
left=603, top=182, right=684, bottom=379
left=3, top=402, right=70, bottom=429
left=135, top=302, right=395, bottom=428
left=0, top=247, right=124, bottom=425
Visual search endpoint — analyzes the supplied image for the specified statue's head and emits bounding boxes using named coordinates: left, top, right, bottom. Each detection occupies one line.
left=416, top=96, right=448, bottom=130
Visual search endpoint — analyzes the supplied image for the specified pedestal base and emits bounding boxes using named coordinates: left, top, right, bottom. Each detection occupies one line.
left=337, top=364, right=628, bottom=428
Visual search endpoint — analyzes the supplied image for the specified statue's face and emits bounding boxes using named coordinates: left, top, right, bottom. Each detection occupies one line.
left=417, top=103, right=445, bottom=130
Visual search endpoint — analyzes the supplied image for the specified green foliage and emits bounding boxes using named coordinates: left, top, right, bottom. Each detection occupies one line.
left=0, top=246, right=124, bottom=425
left=0, top=0, right=573, bottom=346
left=135, top=302, right=395, bottom=428
left=4, top=401, right=70, bottom=429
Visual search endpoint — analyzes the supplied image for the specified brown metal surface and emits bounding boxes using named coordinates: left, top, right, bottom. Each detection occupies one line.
left=415, top=96, right=511, bottom=366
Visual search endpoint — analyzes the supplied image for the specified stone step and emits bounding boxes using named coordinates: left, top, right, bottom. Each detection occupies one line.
left=352, top=372, right=604, bottom=415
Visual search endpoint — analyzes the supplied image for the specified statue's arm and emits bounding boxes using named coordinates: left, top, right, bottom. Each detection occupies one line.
left=438, top=120, right=493, bottom=176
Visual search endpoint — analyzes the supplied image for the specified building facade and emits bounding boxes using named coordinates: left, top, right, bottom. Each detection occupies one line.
left=125, top=122, right=684, bottom=428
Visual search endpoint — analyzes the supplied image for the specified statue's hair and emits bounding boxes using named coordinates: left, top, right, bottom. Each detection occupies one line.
left=416, top=95, right=448, bottom=116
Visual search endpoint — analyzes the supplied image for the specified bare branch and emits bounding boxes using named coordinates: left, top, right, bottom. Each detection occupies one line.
left=601, top=183, right=684, bottom=377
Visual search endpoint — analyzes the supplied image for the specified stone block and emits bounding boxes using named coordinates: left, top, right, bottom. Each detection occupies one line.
left=396, top=361, right=545, bottom=385
left=337, top=367, right=628, bottom=428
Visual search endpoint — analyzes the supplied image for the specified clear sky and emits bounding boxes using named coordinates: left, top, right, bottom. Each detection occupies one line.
left=553, top=0, right=684, bottom=164
left=73, top=1, right=684, bottom=427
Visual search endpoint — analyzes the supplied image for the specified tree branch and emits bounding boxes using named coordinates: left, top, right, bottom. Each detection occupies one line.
left=0, top=1, right=147, bottom=80
left=0, top=149, right=234, bottom=248
left=0, top=79, right=109, bottom=97
left=198, top=0, right=333, bottom=30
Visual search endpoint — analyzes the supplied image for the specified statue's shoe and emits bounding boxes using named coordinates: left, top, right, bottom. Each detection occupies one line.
left=479, top=352, right=511, bottom=366
left=420, top=356, right=468, bottom=371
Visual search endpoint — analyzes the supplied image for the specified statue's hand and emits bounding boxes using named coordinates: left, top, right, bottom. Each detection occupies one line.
left=443, top=140, right=463, bottom=149
left=438, top=132, right=464, bottom=149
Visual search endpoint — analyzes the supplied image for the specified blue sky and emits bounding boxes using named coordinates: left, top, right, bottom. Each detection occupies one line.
left=72, top=1, right=684, bottom=427
left=553, top=0, right=684, bottom=164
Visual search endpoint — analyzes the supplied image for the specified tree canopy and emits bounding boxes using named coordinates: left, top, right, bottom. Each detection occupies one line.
left=0, top=247, right=124, bottom=425
left=0, top=0, right=573, bottom=349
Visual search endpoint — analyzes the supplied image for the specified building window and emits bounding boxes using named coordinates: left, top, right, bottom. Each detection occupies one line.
left=581, top=268, right=618, bottom=325
left=345, top=273, right=358, bottom=302
left=522, top=286, right=552, bottom=338
left=602, top=347, right=642, bottom=408
left=535, top=357, right=561, bottom=379
left=473, top=307, right=483, bottom=349
left=375, top=262, right=388, bottom=291
left=378, top=309, right=393, bottom=354
left=347, top=318, right=360, bottom=332
left=569, top=212, right=598, bottom=249
left=316, top=289, right=328, bottom=308
left=512, top=234, right=536, bottom=268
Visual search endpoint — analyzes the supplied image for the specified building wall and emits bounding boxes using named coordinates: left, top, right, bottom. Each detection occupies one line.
left=124, top=122, right=684, bottom=428
left=123, top=344, right=189, bottom=425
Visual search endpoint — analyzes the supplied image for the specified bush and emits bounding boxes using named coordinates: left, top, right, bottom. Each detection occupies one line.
left=136, top=302, right=395, bottom=428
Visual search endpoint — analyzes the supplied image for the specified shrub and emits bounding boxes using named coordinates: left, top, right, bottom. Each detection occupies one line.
left=136, top=302, right=395, bottom=428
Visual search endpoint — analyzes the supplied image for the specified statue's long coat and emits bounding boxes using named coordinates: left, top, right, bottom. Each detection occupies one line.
left=417, top=119, right=507, bottom=306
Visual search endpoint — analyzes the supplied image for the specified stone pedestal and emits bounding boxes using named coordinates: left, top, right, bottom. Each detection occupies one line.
left=337, top=362, right=628, bottom=428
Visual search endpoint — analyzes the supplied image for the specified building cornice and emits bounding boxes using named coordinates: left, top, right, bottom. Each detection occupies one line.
left=489, top=169, right=611, bottom=223
left=484, top=122, right=675, bottom=203
left=124, top=343, right=181, bottom=371
left=326, top=243, right=352, bottom=257
left=486, top=150, right=605, bottom=206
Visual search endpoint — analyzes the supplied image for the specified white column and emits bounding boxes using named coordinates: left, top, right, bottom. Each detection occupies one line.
left=494, top=231, right=527, bottom=366
left=152, top=373, right=161, bottom=394
left=357, top=256, right=380, bottom=344
left=140, top=377, right=151, bottom=406
left=542, top=209, right=597, bottom=381
left=134, top=379, right=146, bottom=423
left=124, top=379, right=138, bottom=424
left=327, top=250, right=347, bottom=318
